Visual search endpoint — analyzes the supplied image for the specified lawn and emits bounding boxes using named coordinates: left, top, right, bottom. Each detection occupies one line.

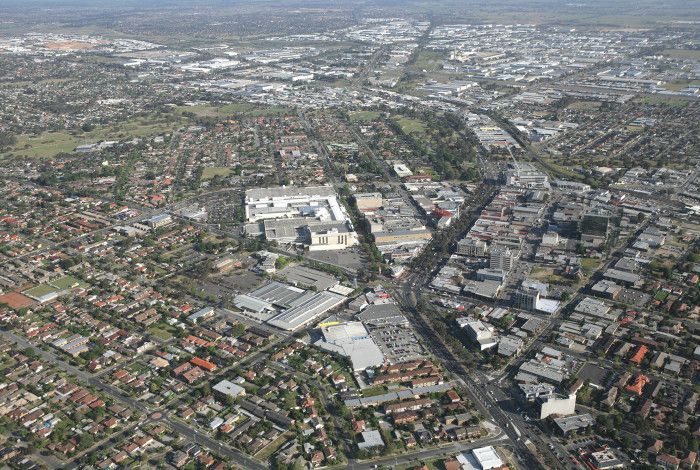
left=662, top=49, right=700, bottom=60
left=361, top=385, right=389, bottom=397
left=566, top=100, right=602, bottom=111
left=530, top=266, right=547, bottom=276
left=174, top=104, right=223, bottom=117
left=49, top=275, right=87, bottom=290
left=349, top=110, right=381, bottom=123
left=255, top=431, right=294, bottom=460
left=637, top=95, right=691, bottom=107
left=536, top=156, right=581, bottom=180
left=177, top=102, right=293, bottom=118
left=248, top=106, right=294, bottom=117
left=23, top=284, right=59, bottom=298
left=282, top=391, right=297, bottom=409
left=661, top=79, right=700, bottom=91
left=241, top=382, right=260, bottom=395
left=6, top=132, right=82, bottom=158
left=580, top=257, right=602, bottom=276
left=417, top=167, right=440, bottom=180
left=654, top=291, right=669, bottom=302
left=409, top=50, right=446, bottom=72
left=202, top=167, right=232, bottom=180
left=396, top=458, right=443, bottom=470
left=394, top=115, right=428, bottom=136
left=218, top=102, right=293, bottom=117
left=147, top=326, right=175, bottom=341
left=2, top=113, right=188, bottom=158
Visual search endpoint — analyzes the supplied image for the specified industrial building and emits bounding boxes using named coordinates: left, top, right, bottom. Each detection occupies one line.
left=357, top=303, right=409, bottom=326
left=314, top=321, right=385, bottom=371
left=588, top=450, right=625, bottom=469
left=463, top=279, right=503, bottom=300
left=276, top=265, right=339, bottom=291
left=233, top=279, right=346, bottom=330
left=393, top=163, right=413, bottom=178
left=357, top=430, right=385, bottom=450
left=245, top=186, right=340, bottom=221
left=267, top=291, right=347, bottom=331
left=308, top=224, right=357, bottom=251
left=519, top=382, right=556, bottom=400
left=246, top=281, right=312, bottom=309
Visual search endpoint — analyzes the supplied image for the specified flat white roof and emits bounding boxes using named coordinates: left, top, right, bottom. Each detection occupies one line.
left=245, top=185, right=336, bottom=201
left=472, top=446, right=504, bottom=469
left=358, top=430, right=384, bottom=449
left=315, top=322, right=385, bottom=371
left=536, top=298, right=560, bottom=314
left=213, top=380, right=245, bottom=397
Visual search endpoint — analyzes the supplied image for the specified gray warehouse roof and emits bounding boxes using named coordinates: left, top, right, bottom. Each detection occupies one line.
left=277, top=265, right=339, bottom=291
left=249, top=281, right=308, bottom=308
left=357, top=303, right=408, bottom=326
left=553, top=413, right=595, bottom=433
left=267, top=291, right=347, bottom=331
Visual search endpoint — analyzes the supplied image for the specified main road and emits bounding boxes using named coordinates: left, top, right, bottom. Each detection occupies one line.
left=375, top=181, right=552, bottom=470
left=385, top=186, right=658, bottom=470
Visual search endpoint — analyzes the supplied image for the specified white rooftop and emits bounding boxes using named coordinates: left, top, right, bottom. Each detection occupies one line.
left=315, top=322, right=385, bottom=371
left=472, top=446, right=504, bottom=469
left=213, top=380, right=246, bottom=398
left=357, top=429, right=384, bottom=449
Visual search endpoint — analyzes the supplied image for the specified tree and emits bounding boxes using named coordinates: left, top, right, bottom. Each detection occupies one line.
left=291, top=457, right=307, bottom=470
left=79, top=433, right=95, bottom=449
left=380, top=428, right=395, bottom=454
left=622, top=436, right=633, bottom=450
left=408, top=291, right=417, bottom=309
left=577, top=383, right=593, bottom=405
left=230, top=322, right=246, bottom=337
left=0, top=131, right=16, bottom=150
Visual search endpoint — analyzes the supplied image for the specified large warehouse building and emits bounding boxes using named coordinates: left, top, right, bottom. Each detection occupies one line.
left=314, top=321, right=385, bottom=371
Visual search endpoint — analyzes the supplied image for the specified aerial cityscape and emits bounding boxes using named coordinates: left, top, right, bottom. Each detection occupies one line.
left=0, top=0, right=699, bottom=469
